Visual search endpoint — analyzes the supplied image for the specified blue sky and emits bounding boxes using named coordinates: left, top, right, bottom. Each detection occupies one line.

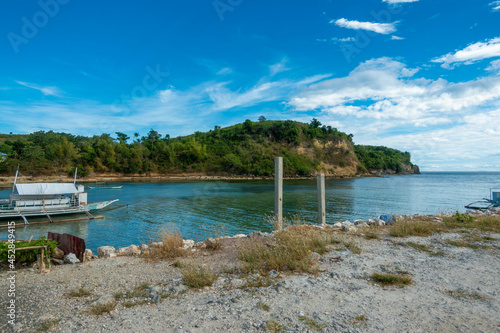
left=1, top=0, right=500, bottom=171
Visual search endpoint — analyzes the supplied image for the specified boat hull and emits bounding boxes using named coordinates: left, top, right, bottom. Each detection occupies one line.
left=0, top=199, right=119, bottom=220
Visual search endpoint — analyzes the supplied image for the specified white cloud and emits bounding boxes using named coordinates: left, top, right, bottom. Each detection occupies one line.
left=332, top=18, right=397, bottom=35
left=432, top=37, right=500, bottom=69
left=391, top=35, right=404, bottom=40
left=15, top=81, right=62, bottom=96
left=383, top=0, right=419, bottom=3
left=331, top=37, right=356, bottom=43
left=486, top=59, right=500, bottom=73
left=287, top=57, right=500, bottom=170
left=490, top=1, right=500, bottom=11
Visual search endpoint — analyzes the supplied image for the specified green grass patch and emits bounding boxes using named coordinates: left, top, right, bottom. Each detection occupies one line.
left=257, top=301, right=270, bottom=311
left=35, top=318, right=60, bottom=332
left=370, top=272, right=413, bottom=288
left=266, top=320, right=287, bottom=332
left=299, top=315, right=326, bottom=331
left=343, top=241, right=362, bottom=254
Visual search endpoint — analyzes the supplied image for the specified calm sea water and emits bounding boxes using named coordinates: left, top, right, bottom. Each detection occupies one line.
left=1, top=172, right=499, bottom=252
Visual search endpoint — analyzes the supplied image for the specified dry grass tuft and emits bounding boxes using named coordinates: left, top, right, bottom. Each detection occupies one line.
left=239, top=225, right=340, bottom=275
left=388, top=217, right=444, bottom=237
left=145, top=225, right=187, bottom=261
left=90, top=302, right=116, bottom=316
left=444, top=289, right=493, bottom=301
left=181, top=264, right=219, bottom=289
left=66, top=287, right=92, bottom=298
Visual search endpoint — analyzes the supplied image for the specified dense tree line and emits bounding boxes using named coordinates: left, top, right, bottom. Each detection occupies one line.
left=354, top=145, right=415, bottom=173
left=0, top=119, right=415, bottom=177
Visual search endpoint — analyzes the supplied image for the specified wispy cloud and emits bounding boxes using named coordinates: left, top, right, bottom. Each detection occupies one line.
left=331, top=37, right=356, bottom=43
left=15, top=81, right=63, bottom=96
left=383, top=0, right=419, bottom=3
left=216, top=67, right=232, bottom=75
left=490, top=1, right=500, bottom=11
left=391, top=36, right=404, bottom=40
left=432, top=37, right=500, bottom=69
left=332, top=18, right=397, bottom=35
left=269, top=58, right=290, bottom=76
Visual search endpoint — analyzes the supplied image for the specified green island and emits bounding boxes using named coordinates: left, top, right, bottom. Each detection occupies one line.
left=0, top=119, right=419, bottom=178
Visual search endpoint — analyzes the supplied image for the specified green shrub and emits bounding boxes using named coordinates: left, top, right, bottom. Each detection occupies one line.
left=0, top=237, right=59, bottom=266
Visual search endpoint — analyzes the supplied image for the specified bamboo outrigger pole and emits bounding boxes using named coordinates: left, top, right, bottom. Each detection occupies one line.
left=11, top=165, right=19, bottom=195
left=73, top=167, right=78, bottom=185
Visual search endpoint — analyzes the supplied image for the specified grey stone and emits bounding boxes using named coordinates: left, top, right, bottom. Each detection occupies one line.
left=147, top=285, right=164, bottom=296
left=92, top=294, right=116, bottom=307
left=269, top=270, right=280, bottom=278
left=150, top=294, right=161, bottom=303
left=97, top=246, right=116, bottom=258
left=52, top=258, right=64, bottom=265
left=231, top=279, right=245, bottom=288
left=64, top=253, right=80, bottom=264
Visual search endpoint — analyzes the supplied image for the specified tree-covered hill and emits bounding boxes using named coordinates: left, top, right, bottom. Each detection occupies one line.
left=0, top=119, right=419, bottom=177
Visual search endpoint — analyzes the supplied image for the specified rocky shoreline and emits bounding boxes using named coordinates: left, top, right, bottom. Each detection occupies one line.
left=1, top=210, right=499, bottom=332
left=0, top=170, right=416, bottom=188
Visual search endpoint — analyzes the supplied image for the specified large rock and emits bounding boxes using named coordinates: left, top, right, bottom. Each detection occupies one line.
left=64, top=253, right=80, bottom=264
left=342, top=224, right=357, bottom=233
left=182, top=239, right=195, bottom=249
left=52, top=247, right=64, bottom=260
left=97, top=246, right=116, bottom=258
left=116, top=245, right=141, bottom=256
left=83, top=249, right=94, bottom=262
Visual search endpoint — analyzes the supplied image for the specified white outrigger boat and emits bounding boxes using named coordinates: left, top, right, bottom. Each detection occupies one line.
left=465, top=188, right=500, bottom=211
left=0, top=169, right=118, bottom=224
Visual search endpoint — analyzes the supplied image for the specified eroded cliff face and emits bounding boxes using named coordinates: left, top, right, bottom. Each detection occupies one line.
left=296, top=139, right=420, bottom=177
left=296, top=139, right=361, bottom=177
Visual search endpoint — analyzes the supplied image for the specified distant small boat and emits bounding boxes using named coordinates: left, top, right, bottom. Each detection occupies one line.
left=465, top=188, right=500, bottom=210
left=86, top=182, right=123, bottom=190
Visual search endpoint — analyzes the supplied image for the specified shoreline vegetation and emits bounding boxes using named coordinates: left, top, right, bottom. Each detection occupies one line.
left=1, top=210, right=499, bottom=331
left=0, top=119, right=419, bottom=183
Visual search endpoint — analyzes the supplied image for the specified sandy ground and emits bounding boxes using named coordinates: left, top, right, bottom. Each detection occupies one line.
left=1, top=228, right=499, bottom=333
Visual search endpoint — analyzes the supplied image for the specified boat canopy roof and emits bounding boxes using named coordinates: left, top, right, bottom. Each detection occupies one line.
left=15, top=183, right=78, bottom=195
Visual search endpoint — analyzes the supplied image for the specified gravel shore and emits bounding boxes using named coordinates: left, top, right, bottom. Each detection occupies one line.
left=1, top=225, right=499, bottom=333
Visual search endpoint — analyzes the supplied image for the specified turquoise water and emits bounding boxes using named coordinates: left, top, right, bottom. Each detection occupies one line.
left=1, top=172, right=499, bottom=252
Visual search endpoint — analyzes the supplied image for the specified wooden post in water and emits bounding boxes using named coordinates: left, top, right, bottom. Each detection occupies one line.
left=317, top=173, right=326, bottom=225
left=274, top=157, right=283, bottom=231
